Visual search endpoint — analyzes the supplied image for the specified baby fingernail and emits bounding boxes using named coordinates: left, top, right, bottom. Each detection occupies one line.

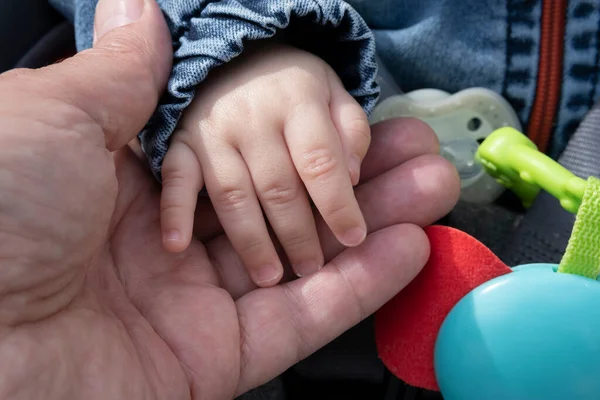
left=340, top=227, right=366, bottom=247
left=94, top=0, right=145, bottom=43
left=254, top=264, right=282, bottom=286
left=294, top=261, right=322, bottom=277
left=163, top=229, right=181, bottom=242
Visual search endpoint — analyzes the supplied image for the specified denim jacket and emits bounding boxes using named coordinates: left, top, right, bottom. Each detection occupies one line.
left=49, top=0, right=379, bottom=179
left=49, top=0, right=600, bottom=176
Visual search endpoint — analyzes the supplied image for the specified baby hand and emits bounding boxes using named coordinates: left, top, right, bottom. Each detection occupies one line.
left=160, top=42, right=370, bottom=286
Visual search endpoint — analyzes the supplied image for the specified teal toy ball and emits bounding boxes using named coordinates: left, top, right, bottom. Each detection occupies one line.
left=434, top=263, right=600, bottom=400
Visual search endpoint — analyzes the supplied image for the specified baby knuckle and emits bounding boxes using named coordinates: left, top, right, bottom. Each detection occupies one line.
left=322, top=200, right=354, bottom=222
left=301, top=148, right=339, bottom=180
left=215, top=187, right=249, bottom=211
left=285, top=63, right=327, bottom=88
left=260, top=181, right=299, bottom=207
left=236, top=235, right=266, bottom=255
left=159, top=201, right=185, bottom=214
left=344, top=116, right=371, bottom=144
left=161, top=164, right=187, bottom=183
left=162, top=174, right=193, bottom=195
left=281, top=230, right=314, bottom=250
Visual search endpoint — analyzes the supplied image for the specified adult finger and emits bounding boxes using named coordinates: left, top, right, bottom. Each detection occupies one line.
left=1, top=0, right=172, bottom=151
left=235, top=223, right=430, bottom=395
left=360, top=117, right=440, bottom=182
left=320, top=154, right=460, bottom=260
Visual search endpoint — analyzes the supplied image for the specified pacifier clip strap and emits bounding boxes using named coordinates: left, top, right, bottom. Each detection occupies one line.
left=558, top=176, right=600, bottom=279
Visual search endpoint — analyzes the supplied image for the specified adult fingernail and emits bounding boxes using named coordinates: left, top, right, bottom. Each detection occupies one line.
left=254, top=264, right=283, bottom=286
left=349, top=155, right=361, bottom=186
left=293, top=261, right=322, bottom=277
left=94, top=0, right=145, bottom=43
left=340, top=227, right=366, bottom=247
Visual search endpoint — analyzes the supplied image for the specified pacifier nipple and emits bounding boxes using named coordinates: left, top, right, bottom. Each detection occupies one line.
left=440, top=138, right=482, bottom=181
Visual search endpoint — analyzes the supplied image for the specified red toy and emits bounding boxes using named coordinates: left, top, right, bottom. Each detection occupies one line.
left=374, top=225, right=512, bottom=390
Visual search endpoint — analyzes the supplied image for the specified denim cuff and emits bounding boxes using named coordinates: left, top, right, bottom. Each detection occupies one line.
left=140, top=0, right=379, bottom=179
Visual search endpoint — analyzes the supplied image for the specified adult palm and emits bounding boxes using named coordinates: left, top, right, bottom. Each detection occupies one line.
left=0, top=1, right=459, bottom=399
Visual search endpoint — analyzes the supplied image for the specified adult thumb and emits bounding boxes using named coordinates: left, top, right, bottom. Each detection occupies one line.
left=39, top=0, right=172, bottom=151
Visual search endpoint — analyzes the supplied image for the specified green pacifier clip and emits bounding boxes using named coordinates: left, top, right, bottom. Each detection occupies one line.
left=476, top=127, right=600, bottom=279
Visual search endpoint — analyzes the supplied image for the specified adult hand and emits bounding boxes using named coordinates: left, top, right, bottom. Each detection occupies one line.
left=0, top=0, right=459, bottom=399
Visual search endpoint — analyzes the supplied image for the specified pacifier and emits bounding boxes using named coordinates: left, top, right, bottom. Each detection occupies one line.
left=370, top=87, right=522, bottom=204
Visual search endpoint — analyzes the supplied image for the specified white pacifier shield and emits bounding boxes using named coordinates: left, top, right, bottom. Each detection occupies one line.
left=370, top=88, right=522, bottom=204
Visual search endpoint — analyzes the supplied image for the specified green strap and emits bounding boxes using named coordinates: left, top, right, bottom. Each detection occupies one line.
left=558, top=176, right=600, bottom=279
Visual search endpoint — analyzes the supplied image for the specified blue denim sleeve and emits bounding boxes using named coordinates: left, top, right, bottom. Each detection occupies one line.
left=49, top=0, right=380, bottom=179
